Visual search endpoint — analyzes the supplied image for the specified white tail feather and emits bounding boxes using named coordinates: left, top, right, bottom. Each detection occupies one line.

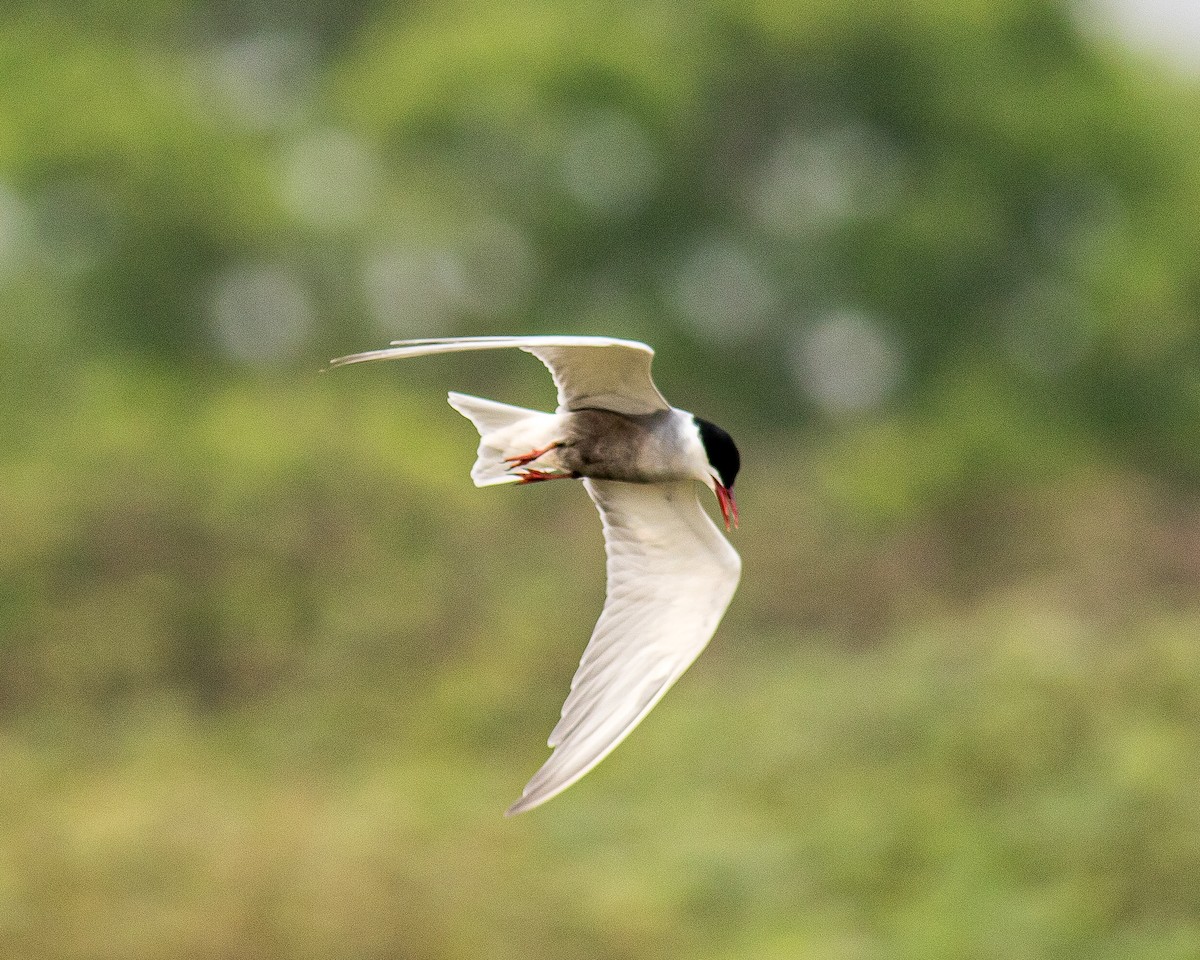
left=447, top=392, right=539, bottom=435
left=446, top=392, right=561, bottom=487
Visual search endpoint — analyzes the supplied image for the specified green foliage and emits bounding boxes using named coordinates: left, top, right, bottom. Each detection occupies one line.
left=5, top=0, right=1200, bottom=475
left=5, top=367, right=1200, bottom=958
left=4, top=583, right=1200, bottom=958
left=5, top=0, right=1200, bottom=956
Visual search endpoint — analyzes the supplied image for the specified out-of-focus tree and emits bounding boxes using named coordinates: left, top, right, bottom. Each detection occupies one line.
left=4, top=8, right=1200, bottom=957
left=4, top=0, right=1200, bottom=480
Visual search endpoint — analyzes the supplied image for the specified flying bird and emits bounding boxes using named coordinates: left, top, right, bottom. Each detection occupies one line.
left=329, top=336, right=741, bottom=815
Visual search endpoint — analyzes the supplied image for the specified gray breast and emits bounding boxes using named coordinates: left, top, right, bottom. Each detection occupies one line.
left=559, top=409, right=680, bottom=483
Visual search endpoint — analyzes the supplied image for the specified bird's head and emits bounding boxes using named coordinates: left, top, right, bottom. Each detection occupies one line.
left=693, top=416, right=740, bottom=531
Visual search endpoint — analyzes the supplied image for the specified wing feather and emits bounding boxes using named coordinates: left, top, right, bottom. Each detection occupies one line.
left=329, top=335, right=669, bottom=415
left=506, top=479, right=741, bottom=816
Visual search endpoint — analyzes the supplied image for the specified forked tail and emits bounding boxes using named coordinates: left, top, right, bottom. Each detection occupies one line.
left=446, top=392, right=560, bottom=486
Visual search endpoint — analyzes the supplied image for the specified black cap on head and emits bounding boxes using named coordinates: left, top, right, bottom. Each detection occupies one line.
left=694, top=417, right=740, bottom=489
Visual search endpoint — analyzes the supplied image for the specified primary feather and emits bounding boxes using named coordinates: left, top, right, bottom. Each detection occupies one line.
left=328, top=335, right=669, bottom=415
left=506, top=479, right=740, bottom=815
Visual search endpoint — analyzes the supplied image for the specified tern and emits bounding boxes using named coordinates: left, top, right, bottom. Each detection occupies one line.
left=329, top=336, right=741, bottom=815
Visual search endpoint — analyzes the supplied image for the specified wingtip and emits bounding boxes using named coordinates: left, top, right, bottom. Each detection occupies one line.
left=504, top=778, right=562, bottom=817
left=504, top=794, right=538, bottom=818
left=327, top=346, right=412, bottom=368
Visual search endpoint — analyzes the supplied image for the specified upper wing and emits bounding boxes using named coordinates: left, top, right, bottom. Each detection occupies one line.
left=329, top=335, right=670, bottom=415
left=506, top=478, right=742, bottom=816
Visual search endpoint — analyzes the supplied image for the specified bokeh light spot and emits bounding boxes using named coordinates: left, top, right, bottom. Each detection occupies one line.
left=561, top=112, right=660, bottom=217
left=792, top=311, right=904, bottom=415
left=750, top=127, right=901, bottom=236
left=0, top=182, right=31, bottom=280
left=196, top=31, right=315, bottom=130
left=455, top=219, right=538, bottom=317
left=671, top=237, right=780, bottom=342
left=32, top=180, right=119, bottom=277
left=1083, top=0, right=1200, bottom=74
left=361, top=245, right=468, bottom=336
left=207, top=263, right=314, bottom=365
left=281, top=129, right=383, bottom=231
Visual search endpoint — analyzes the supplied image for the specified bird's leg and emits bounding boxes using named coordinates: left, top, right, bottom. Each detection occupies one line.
left=515, top=468, right=578, bottom=484
left=504, top=442, right=561, bottom=469
left=506, top=441, right=575, bottom=482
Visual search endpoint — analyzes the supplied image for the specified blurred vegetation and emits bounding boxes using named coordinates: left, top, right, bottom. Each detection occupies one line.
left=3, top=0, right=1200, bottom=957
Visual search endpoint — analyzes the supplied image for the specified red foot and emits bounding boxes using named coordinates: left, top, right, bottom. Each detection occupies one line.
left=504, top=443, right=560, bottom=468
left=515, top=468, right=576, bottom=484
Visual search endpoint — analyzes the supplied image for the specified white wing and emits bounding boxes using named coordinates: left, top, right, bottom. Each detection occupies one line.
left=329, top=335, right=670, bottom=415
left=506, top=478, right=742, bottom=816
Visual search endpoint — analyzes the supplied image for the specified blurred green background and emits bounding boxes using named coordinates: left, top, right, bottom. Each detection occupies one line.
left=4, top=0, right=1200, bottom=957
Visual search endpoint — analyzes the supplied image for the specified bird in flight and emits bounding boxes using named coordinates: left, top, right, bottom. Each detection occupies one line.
left=329, top=336, right=742, bottom=815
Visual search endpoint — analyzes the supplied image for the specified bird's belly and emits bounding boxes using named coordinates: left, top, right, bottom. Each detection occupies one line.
left=558, top=409, right=688, bottom=483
